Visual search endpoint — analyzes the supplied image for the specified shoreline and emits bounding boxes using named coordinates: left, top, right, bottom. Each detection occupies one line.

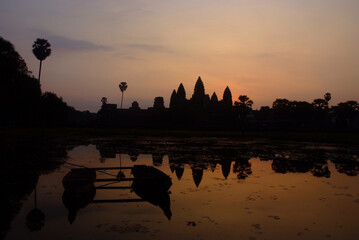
left=1, top=128, right=359, bottom=144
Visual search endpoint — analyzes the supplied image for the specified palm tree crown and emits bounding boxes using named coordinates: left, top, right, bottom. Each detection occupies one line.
left=32, top=39, right=51, bottom=61
left=101, top=97, right=108, bottom=105
left=119, top=82, right=128, bottom=92
left=119, top=82, right=128, bottom=108
left=235, top=95, right=253, bottom=117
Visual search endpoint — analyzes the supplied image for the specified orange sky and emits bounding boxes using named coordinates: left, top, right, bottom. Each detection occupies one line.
left=1, top=0, right=358, bottom=111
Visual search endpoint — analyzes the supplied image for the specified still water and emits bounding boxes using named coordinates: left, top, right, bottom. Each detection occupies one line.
left=3, top=138, right=359, bottom=240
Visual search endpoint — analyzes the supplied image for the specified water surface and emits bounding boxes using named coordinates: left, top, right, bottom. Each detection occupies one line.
left=3, top=138, right=359, bottom=240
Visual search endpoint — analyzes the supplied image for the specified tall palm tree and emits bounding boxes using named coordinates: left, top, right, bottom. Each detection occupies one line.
left=235, top=95, right=253, bottom=117
left=324, top=93, right=331, bottom=109
left=32, top=38, right=51, bottom=84
left=101, top=97, right=108, bottom=105
left=234, top=95, right=253, bottom=133
left=119, top=82, right=128, bottom=109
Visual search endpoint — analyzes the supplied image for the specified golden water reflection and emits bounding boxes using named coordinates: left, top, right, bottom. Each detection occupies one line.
left=4, top=141, right=359, bottom=240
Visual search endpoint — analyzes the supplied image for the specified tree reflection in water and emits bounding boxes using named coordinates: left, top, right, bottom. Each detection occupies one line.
left=2, top=138, right=359, bottom=239
left=26, top=185, right=45, bottom=231
left=233, top=160, right=252, bottom=180
left=1, top=141, right=68, bottom=239
left=61, top=139, right=359, bottom=224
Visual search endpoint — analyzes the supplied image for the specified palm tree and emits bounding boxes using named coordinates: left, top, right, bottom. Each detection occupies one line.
left=235, top=95, right=253, bottom=117
left=324, top=93, right=331, bottom=102
left=32, top=39, right=51, bottom=84
left=324, top=93, right=331, bottom=109
left=234, top=95, right=253, bottom=133
left=101, top=97, right=108, bottom=105
left=119, top=82, right=128, bottom=109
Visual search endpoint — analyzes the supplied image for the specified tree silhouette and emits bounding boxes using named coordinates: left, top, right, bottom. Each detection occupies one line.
left=119, top=82, right=128, bottom=109
left=235, top=95, right=253, bottom=117
left=333, top=101, right=359, bottom=128
left=324, top=93, right=331, bottom=103
left=1, top=37, right=41, bottom=125
left=324, top=92, right=331, bottom=109
left=233, top=160, right=252, bottom=180
left=1, top=37, right=29, bottom=77
left=313, top=93, right=331, bottom=111
left=101, top=97, right=107, bottom=105
left=273, top=99, right=290, bottom=114
left=312, top=98, right=328, bottom=111
left=41, top=92, right=69, bottom=123
left=32, top=39, right=51, bottom=85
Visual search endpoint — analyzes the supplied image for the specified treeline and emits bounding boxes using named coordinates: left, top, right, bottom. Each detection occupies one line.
left=262, top=95, right=359, bottom=131
left=166, top=77, right=358, bottom=131
left=0, top=36, right=95, bottom=127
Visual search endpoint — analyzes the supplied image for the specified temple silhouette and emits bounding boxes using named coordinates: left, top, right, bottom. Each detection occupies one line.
left=98, top=76, right=359, bottom=130
left=98, top=76, right=239, bottom=129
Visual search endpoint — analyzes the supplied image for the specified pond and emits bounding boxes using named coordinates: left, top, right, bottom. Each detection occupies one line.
left=2, top=138, right=359, bottom=240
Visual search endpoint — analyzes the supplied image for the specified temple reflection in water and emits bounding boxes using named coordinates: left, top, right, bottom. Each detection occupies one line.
left=2, top=138, right=359, bottom=240
left=95, top=138, right=358, bottom=184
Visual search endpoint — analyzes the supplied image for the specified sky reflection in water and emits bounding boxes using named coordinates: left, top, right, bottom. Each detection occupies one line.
left=4, top=140, right=359, bottom=240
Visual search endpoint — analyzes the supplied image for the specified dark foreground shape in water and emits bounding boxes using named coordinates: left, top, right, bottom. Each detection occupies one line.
left=62, top=169, right=96, bottom=224
left=25, top=208, right=45, bottom=232
left=131, top=165, right=172, bottom=220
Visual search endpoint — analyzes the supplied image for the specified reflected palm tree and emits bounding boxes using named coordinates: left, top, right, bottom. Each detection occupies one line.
left=26, top=185, right=45, bottom=231
left=311, top=164, right=331, bottom=178
left=332, top=158, right=359, bottom=176
left=129, top=151, right=139, bottom=162
left=117, top=154, right=125, bottom=179
left=233, top=160, right=252, bottom=180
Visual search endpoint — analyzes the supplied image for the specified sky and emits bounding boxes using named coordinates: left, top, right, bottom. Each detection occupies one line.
left=1, top=0, right=359, bottom=112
